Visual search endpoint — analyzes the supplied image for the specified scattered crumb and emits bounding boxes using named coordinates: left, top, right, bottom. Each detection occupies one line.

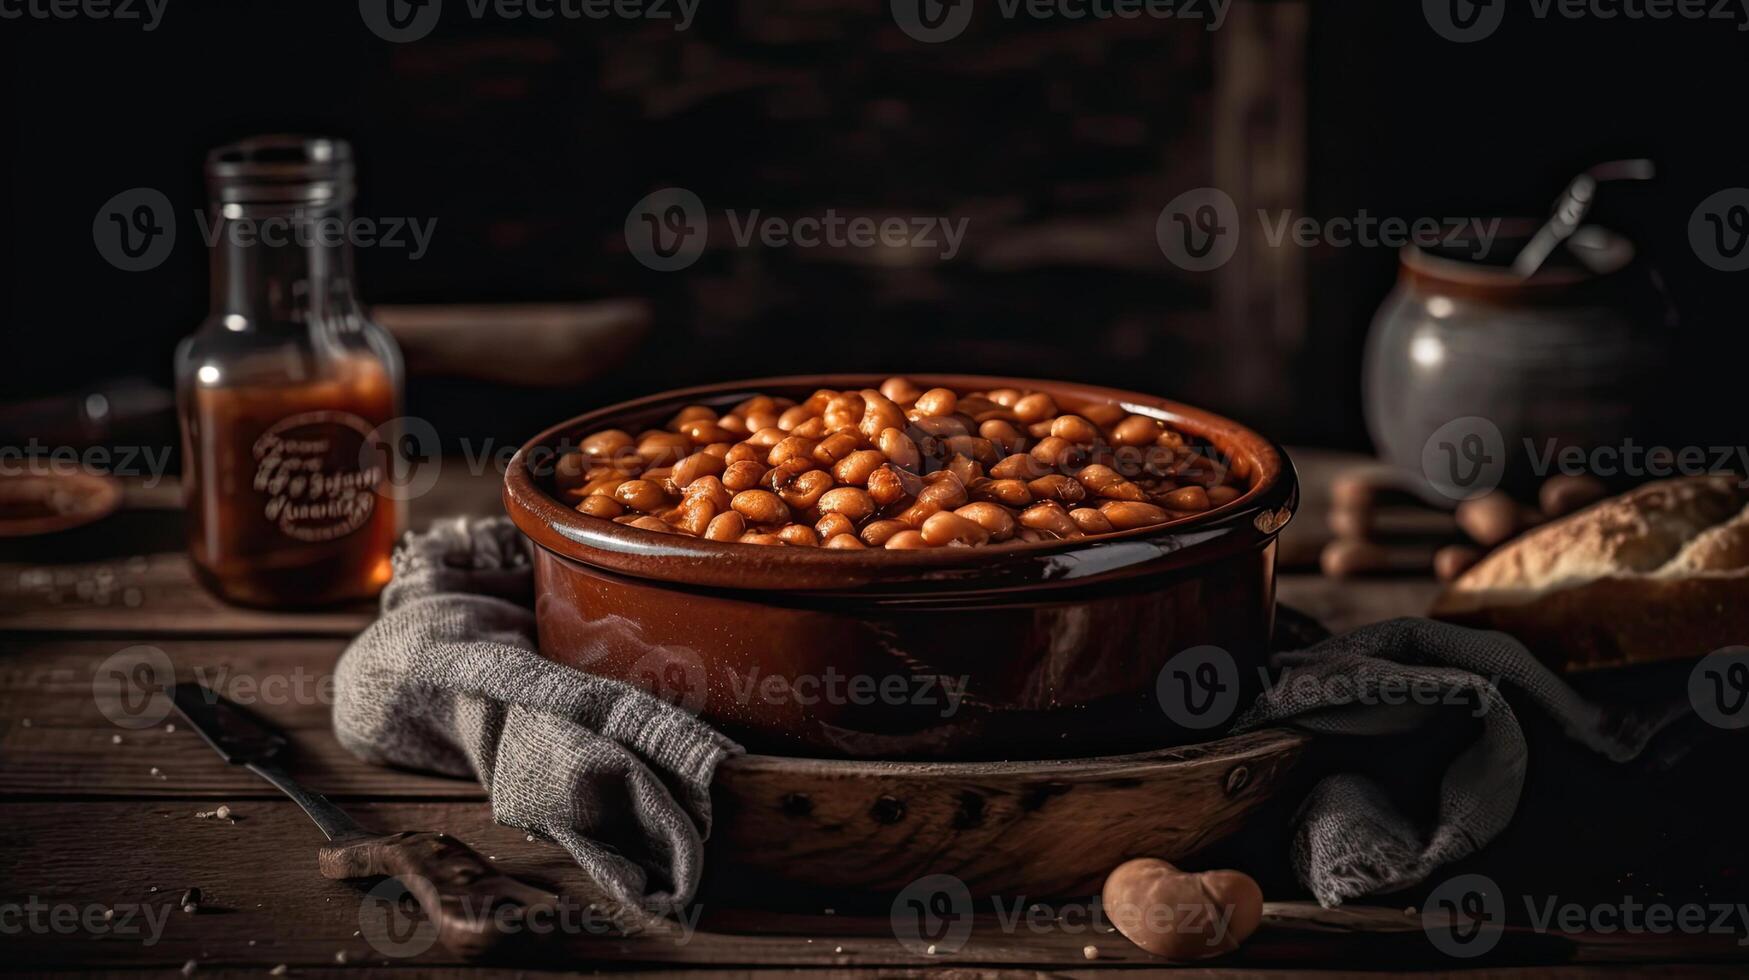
left=150, top=767, right=167, bottom=779
left=334, top=951, right=347, bottom=964
left=20, top=719, right=30, bottom=727
left=823, top=908, right=834, bottom=915
left=102, top=908, right=115, bottom=921
left=926, top=944, right=937, bottom=955
left=148, top=886, right=159, bottom=893
left=181, top=887, right=202, bottom=913
left=1405, top=906, right=1417, bottom=915
left=525, top=834, right=535, bottom=842
left=247, top=940, right=256, bottom=947
left=1083, top=944, right=1099, bottom=960
left=833, top=945, right=843, bottom=954
left=181, top=960, right=196, bottom=976
left=352, top=931, right=360, bottom=937
left=112, top=734, right=123, bottom=744
left=269, top=966, right=287, bottom=976
left=165, top=722, right=177, bottom=732
left=216, top=805, right=232, bottom=820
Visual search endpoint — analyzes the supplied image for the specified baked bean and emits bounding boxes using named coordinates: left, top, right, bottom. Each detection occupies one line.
left=580, top=475, right=625, bottom=498
left=716, top=413, right=749, bottom=436
left=777, top=405, right=814, bottom=431
left=880, top=376, right=923, bottom=405
left=1162, top=485, right=1210, bottom=511
left=673, top=496, right=718, bottom=536
left=790, top=416, right=827, bottom=440
left=913, top=387, right=958, bottom=417
left=802, top=389, right=836, bottom=414
left=746, top=426, right=787, bottom=449
left=991, top=453, right=1048, bottom=481
left=878, top=427, right=921, bottom=472
left=945, top=435, right=999, bottom=468
left=822, top=393, right=865, bottom=432
left=702, top=442, right=733, bottom=458
left=1028, top=474, right=1087, bottom=505
left=745, top=410, right=780, bottom=433
left=917, top=474, right=969, bottom=511
left=812, top=430, right=862, bottom=467
left=724, top=443, right=763, bottom=465
left=833, top=450, right=888, bottom=486
left=721, top=459, right=766, bottom=492
left=825, top=533, right=866, bottom=549
left=815, top=512, right=856, bottom=541
left=678, top=419, right=735, bottom=444
left=1050, top=414, right=1100, bottom=444
left=763, top=456, right=814, bottom=492
left=945, top=454, right=984, bottom=487
left=866, top=465, right=915, bottom=506
left=614, top=479, right=668, bottom=512
left=1030, top=436, right=1079, bottom=469
left=1019, top=501, right=1081, bottom=538
left=671, top=451, right=726, bottom=489
left=909, top=415, right=969, bottom=439
left=625, top=515, right=673, bottom=533
left=1080, top=403, right=1125, bottom=428
left=578, top=495, right=623, bottom=519
left=1069, top=507, right=1114, bottom=534
left=739, top=532, right=785, bottom=546
left=682, top=474, right=732, bottom=512
left=734, top=395, right=778, bottom=417
left=979, top=419, right=1026, bottom=455
left=1013, top=392, right=1057, bottom=424
left=703, top=510, right=745, bottom=541
left=1074, top=464, right=1144, bottom=502
left=972, top=478, right=1034, bottom=508
left=1110, top=415, right=1163, bottom=447
left=731, top=489, right=788, bottom=524
left=954, top=502, right=1015, bottom=541
left=636, top=432, right=692, bottom=467
left=582, top=429, right=634, bottom=459
left=921, top=511, right=990, bottom=547
left=883, top=529, right=933, bottom=550
left=1207, top=485, right=1241, bottom=507
left=776, top=524, right=820, bottom=547
left=778, top=469, right=836, bottom=510
left=987, top=387, right=1022, bottom=407
left=858, top=391, right=908, bottom=442
left=555, top=453, right=590, bottom=491
left=861, top=519, right=910, bottom=546
left=768, top=435, right=819, bottom=467
left=818, top=487, right=876, bottom=522
left=1099, top=500, right=1171, bottom=530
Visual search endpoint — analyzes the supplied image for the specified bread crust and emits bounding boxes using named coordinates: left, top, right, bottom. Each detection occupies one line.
left=1431, top=475, right=1749, bottom=670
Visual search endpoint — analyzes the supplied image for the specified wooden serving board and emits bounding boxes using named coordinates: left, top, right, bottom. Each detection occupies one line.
left=709, top=728, right=1309, bottom=899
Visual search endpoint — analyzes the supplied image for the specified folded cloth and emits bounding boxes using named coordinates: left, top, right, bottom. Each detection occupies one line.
left=332, top=516, right=741, bottom=915
left=1233, top=617, right=1694, bottom=908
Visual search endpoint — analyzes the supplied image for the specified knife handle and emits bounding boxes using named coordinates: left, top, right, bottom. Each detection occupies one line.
left=319, top=831, right=558, bottom=959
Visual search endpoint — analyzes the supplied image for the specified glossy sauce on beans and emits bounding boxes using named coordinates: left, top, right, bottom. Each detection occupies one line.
left=553, top=379, right=1248, bottom=548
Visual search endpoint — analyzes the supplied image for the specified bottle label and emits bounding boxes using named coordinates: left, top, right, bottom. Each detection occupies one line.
left=251, top=411, right=384, bottom=542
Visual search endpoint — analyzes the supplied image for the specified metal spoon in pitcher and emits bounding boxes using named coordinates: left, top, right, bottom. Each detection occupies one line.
left=1512, top=159, right=1655, bottom=278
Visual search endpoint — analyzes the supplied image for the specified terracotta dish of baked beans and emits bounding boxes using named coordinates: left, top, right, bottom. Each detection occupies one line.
left=550, top=378, right=1250, bottom=550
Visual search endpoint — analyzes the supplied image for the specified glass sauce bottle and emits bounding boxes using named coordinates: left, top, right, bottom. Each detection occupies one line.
left=175, top=136, right=403, bottom=607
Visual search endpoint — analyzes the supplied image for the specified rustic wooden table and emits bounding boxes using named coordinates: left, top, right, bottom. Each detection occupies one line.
left=2, top=462, right=1743, bottom=976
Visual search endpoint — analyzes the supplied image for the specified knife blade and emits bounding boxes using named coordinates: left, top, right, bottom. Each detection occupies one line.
left=172, top=681, right=558, bottom=959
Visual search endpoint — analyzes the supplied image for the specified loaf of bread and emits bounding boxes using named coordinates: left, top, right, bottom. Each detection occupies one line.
left=1431, top=475, right=1749, bottom=670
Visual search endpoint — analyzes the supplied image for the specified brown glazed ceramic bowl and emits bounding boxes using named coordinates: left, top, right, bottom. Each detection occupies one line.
left=503, top=375, right=1297, bottom=760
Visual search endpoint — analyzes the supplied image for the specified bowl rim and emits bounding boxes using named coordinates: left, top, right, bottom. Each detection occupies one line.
left=503, top=374, right=1298, bottom=593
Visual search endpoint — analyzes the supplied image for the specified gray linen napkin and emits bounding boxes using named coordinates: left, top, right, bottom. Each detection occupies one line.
left=332, top=516, right=741, bottom=915
left=1233, top=617, right=1693, bottom=908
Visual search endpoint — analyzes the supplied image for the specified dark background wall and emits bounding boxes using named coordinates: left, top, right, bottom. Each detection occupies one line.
left=3, top=0, right=1743, bottom=451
